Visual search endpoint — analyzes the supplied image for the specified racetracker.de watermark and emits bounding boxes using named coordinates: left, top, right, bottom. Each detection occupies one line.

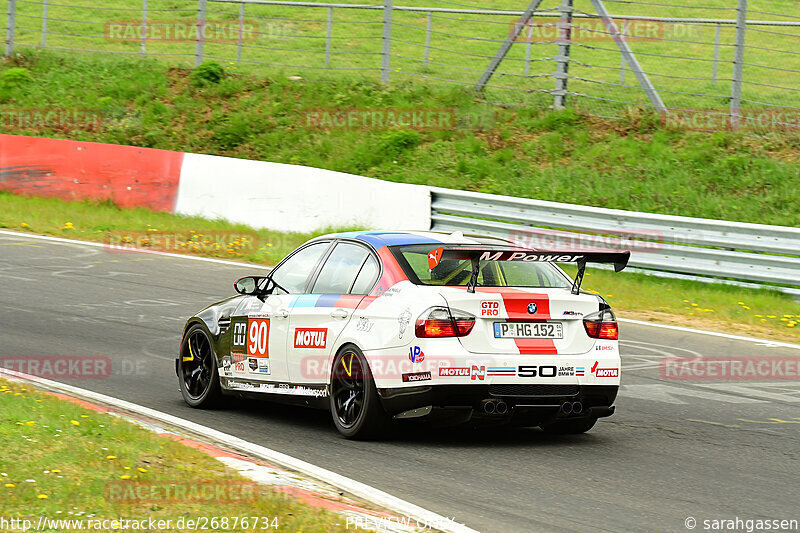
left=104, top=480, right=258, bottom=504
left=507, top=228, right=665, bottom=253
left=509, top=18, right=698, bottom=43
left=0, top=108, right=104, bottom=132
left=103, top=230, right=268, bottom=255
left=300, top=107, right=496, bottom=131
left=104, top=19, right=279, bottom=43
left=661, top=109, right=800, bottom=132
left=1, top=356, right=111, bottom=379
left=661, top=357, right=800, bottom=381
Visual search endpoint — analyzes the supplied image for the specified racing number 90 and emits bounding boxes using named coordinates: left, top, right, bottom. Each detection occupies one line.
left=248, top=318, right=270, bottom=357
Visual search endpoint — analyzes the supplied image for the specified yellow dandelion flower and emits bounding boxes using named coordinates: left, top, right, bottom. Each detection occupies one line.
left=123, top=466, right=131, bottom=470
left=120, top=475, right=131, bottom=480
left=25, top=421, right=35, bottom=426
left=106, top=455, right=117, bottom=460
left=5, top=483, right=15, bottom=488
left=137, top=468, right=148, bottom=473
left=742, top=306, right=751, bottom=310
left=737, top=301, right=745, bottom=305
left=51, top=470, right=61, bottom=474
left=80, top=415, right=89, bottom=418
left=691, top=303, right=698, bottom=307
left=37, top=494, right=48, bottom=499
left=13, top=393, right=22, bottom=396
left=70, top=420, right=80, bottom=426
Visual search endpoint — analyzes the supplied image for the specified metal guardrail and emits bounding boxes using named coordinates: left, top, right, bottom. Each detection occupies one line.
left=429, top=187, right=800, bottom=295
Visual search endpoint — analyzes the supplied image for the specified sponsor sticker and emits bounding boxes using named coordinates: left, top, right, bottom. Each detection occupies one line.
left=428, top=247, right=443, bottom=269
left=402, top=371, right=432, bottom=383
left=480, top=300, right=500, bottom=317
left=293, top=328, right=327, bottom=349
left=408, top=346, right=425, bottom=363
left=591, top=361, right=619, bottom=378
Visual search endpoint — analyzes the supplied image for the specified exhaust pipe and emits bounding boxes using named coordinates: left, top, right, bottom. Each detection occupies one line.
left=572, top=401, right=583, bottom=415
left=495, top=401, right=508, bottom=415
left=482, top=400, right=496, bottom=414
left=560, top=402, right=573, bottom=415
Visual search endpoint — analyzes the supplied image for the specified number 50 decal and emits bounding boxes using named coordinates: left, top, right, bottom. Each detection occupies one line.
left=247, top=318, right=270, bottom=358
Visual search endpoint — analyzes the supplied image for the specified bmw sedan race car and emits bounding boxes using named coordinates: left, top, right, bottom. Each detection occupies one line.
left=177, top=231, right=629, bottom=439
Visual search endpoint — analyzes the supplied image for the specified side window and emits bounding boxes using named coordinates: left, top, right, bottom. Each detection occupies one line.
left=311, top=242, right=371, bottom=295
left=350, top=255, right=379, bottom=295
left=270, top=242, right=330, bottom=295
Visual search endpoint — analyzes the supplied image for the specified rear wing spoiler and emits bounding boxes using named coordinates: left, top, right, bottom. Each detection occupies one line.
left=429, top=247, right=630, bottom=294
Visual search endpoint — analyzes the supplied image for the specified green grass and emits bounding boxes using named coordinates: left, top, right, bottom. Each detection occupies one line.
left=1, top=49, right=799, bottom=225
left=1, top=192, right=798, bottom=343
left=0, top=378, right=346, bottom=530
left=2, top=0, right=798, bottom=115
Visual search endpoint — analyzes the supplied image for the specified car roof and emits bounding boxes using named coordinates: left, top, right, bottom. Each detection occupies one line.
left=318, top=230, right=513, bottom=249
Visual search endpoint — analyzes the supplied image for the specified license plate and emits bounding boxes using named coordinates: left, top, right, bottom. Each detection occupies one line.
left=493, top=322, right=563, bottom=339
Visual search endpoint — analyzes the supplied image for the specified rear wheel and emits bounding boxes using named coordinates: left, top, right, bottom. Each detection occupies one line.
left=329, top=346, right=388, bottom=440
left=540, top=417, right=598, bottom=434
left=178, top=324, right=221, bottom=408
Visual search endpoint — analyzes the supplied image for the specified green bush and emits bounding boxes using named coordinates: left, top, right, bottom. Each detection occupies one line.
left=190, top=61, right=224, bottom=87
left=0, top=67, right=32, bottom=88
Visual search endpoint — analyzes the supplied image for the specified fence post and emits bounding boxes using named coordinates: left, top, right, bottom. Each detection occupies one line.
left=476, top=0, right=544, bottom=92
left=524, top=20, right=532, bottom=77
left=552, top=0, right=573, bottom=108
left=237, top=2, right=244, bottom=62
left=619, top=19, right=629, bottom=84
left=381, top=0, right=392, bottom=84
left=590, top=0, right=666, bottom=112
left=41, top=0, right=48, bottom=47
left=195, top=0, right=207, bottom=67
left=712, top=22, right=720, bottom=85
left=141, top=0, right=148, bottom=57
left=5, top=0, right=16, bottom=57
left=325, top=7, right=333, bottom=67
left=730, top=0, right=747, bottom=131
left=424, top=11, right=432, bottom=66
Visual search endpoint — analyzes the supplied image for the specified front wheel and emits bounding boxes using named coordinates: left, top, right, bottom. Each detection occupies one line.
left=540, top=417, right=598, bottom=434
left=329, top=346, right=389, bottom=440
left=178, top=324, right=222, bottom=408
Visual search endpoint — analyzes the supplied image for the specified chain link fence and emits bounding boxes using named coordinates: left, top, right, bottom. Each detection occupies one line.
left=2, top=0, right=799, bottom=131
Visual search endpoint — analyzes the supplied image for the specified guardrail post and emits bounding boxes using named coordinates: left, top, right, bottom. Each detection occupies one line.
left=424, top=11, right=432, bottom=66
left=41, top=0, right=48, bottom=47
left=195, top=0, right=207, bottom=67
left=475, top=0, right=544, bottom=92
left=730, top=0, right=747, bottom=131
left=237, top=2, right=244, bottom=62
left=141, top=0, right=148, bottom=57
left=6, top=0, right=16, bottom=57
left=552, top=0, right=573, bottom=107
left=381, top=0, right=392, bottom=84
left=325, top=7, right=333, bottom=67
left=524, top=21, right=532, bottom=76
left=712, top=22, right=721, bottom=85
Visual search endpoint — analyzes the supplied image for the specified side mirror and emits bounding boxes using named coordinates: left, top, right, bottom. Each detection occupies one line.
left=234, top=276, right=266, bottom=296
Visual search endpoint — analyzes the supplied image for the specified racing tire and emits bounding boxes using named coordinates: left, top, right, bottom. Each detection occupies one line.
left=178, top=324, right=222, bottom=408
left=329, top=346, right=389, bottom=440
left=540, top=416, right=598, bottom=435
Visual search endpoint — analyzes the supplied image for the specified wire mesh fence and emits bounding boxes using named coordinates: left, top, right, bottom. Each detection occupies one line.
left=2, top=0, right=798, bottom=132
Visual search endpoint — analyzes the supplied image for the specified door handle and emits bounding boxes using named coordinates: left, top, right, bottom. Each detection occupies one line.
left=274, top=309, right=289, bottom=319
left=330, top=308, right=349, bottom=319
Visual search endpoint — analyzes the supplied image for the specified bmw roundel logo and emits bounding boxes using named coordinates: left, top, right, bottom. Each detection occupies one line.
left=527, top=303, right=537, bottom=314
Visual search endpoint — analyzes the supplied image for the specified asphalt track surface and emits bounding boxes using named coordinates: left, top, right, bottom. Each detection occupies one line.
left=1, top=233, right=798, bottom=533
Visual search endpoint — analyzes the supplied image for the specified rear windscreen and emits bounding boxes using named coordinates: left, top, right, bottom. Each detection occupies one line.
left=391, top=245, right=573, bottom=288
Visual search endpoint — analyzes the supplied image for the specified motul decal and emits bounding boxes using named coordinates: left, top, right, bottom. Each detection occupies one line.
left=591, top=361, right=619, bottom=378
left=294, top=328, right=327, bottom=349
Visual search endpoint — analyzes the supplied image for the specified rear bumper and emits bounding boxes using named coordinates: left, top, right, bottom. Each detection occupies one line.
left=378, top=383, right=618, bottom=417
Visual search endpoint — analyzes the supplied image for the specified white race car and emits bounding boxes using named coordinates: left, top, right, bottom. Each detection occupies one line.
left=177, top=231, right=629, bottom=439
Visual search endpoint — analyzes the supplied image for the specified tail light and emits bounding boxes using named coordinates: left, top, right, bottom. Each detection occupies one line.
left=583, top=308, right=618, bottom=340
left=415, top=307, right=475, bottom=338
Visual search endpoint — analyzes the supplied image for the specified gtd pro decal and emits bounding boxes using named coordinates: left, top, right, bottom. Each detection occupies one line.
left=480, top=301, right=500, bottom=317
left=517, top=365, right=558, bottom=378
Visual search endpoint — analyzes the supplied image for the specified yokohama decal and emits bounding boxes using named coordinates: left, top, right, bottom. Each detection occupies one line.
left=294, top=328, right=327, bottom=349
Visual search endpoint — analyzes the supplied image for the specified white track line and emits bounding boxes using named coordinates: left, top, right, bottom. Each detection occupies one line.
left=0, top=368, right=477, bottom=533
left=3, top=230, right=796, bottom=349
left=618, top=318, right=800, bottom=350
